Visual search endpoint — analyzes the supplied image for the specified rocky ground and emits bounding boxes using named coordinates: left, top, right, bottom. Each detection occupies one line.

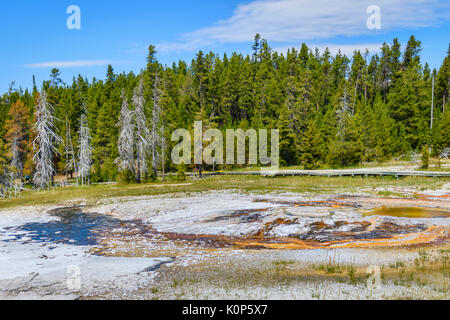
left=0, top=184, right=449, bottom=300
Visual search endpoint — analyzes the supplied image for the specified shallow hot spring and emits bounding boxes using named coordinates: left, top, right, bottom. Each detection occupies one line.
left=364, top=207, right=450, bottom=218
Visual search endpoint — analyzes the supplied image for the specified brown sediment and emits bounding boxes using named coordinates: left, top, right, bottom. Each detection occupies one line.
left=328, top=225, right=449, bottom=248
left=366, top=217, right=381, bottom=231
left=91, top=213, right=449, bottom=256
left=254, top=217, right=298, bottom=237
left=206, top=208, right=269, bottom=223
left=416, top=193, right=450, bottom=200
left=233, top=238, right=319, bottom=250
left=92, top=223, right=449, bottom=255
left=95, top=213, right=448, bottom=255
left=162, top=232, right=234, bottom=248
left=232, top=225, right=449, bottom=250
left=311, top=221, right=332, bottom=229
left=88, top=196, right=449, bottom=257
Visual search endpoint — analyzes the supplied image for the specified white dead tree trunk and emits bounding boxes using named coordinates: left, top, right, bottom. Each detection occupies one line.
left=0, top=165, right=13, bottom=198
left=133, top=77, right=150, bottom=183
left=116, top=90, right=135, bottom=175
left=440, top=148, right=450, bottom=159
left=9, top=137, right=23, bottom=196
left=78, top=113, right=92, bottom=185
left=0, top=178, right=13, bottom=198
left=32, top=89, right=62, bottom=190
left=65, top=113, right=78, bottom=184
left=336, top=86, right=350, bottom=142
left=0, top=141, right=12, bottom=197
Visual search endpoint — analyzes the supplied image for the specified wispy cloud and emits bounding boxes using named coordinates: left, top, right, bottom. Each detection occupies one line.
left=23, top=60, right=117, bottom=69
left=157, top=39, right=213, bottom=54
left=157, top=0, right=450, bottom=53
left=274, top=43, right=383, bottom=56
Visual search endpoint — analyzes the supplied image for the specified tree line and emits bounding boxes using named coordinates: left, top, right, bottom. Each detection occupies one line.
left=0, top=35, right=449, bottom=193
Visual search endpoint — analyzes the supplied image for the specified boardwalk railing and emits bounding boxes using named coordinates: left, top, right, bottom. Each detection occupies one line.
left=185, top=170, right=450, bottom=178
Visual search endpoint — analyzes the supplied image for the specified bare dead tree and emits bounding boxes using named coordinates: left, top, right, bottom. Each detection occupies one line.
left=0, top=175, right=13, bottom=198
left=440, top=148, right=450, bottom=159
left=0, top=161, right=13, bottom=198
left=116, top=90, right=135, bottom=175
left=0, top=140, right=13, bottom=197
left=32, top=89, right=62, bottom=190
left=133, top=77, right=150, bottom=183
left=65, top=112, right=78, bottom=183
left=78, top=113, right=92, bottom=185
left=336, top=86, right=351, bottom=142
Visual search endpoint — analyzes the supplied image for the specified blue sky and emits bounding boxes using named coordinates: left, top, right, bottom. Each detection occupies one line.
left=1, top=0, right=449, bottom=93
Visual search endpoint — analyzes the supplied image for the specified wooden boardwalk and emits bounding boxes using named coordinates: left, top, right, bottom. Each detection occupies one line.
left=186, top=169, right=450, bottom=178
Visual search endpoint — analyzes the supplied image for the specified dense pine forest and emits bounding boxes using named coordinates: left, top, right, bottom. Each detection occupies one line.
left=0, top=35, right=449, bottom=190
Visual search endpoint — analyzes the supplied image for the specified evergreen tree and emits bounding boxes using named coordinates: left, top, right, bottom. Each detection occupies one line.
left=403, top=36, right=422, bottom=70
left=299, top=121, right=322, bottom=169
left=421, top=145, right=430, bottom=169
left=434, top=109, right=450, bottom=153
left=4, top=101, right=32, bottom=180
left=436, top=44, right=450, bottom=113
left=0, top=34, right=448, bottom=179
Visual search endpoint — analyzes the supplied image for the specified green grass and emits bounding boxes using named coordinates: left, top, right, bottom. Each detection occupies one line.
left=150, top=288, right=159, bottom=294
left=272, top=260, right=295, bottom=266
left=128, top=246, right=449, bottom=300
left=418, top=167, right=450, bottom=172
left=376, top=190, right=406, bottom=198
left=0, top=174, right=447, bottom=209
left=389, top=261, right=405, bottom=269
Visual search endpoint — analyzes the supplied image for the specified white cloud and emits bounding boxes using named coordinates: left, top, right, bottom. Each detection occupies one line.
left=274, top=43, right=383, bottom=56
left=158, top=0, right=449, bottom=52
left=23, top=60, right=117, bottom=69
left=157, top=39, right=212, bottom=54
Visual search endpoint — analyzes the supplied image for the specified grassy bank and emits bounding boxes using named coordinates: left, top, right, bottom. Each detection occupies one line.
left=0, top=175, right=448, bottom=210
left=122, top=246, right=449, bottom=300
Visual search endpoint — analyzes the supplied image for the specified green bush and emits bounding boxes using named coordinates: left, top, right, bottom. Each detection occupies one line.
left=176, top=164, right=186, bottom=181
left=299, top=121, right=323, bottom=170
left=143, top=170, right=157, bottom=183
left=118, top=169, right=135, bottom=184
left=328, top=140, right=363, bottom=167
left=421, top=146, right=429, bottom=169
